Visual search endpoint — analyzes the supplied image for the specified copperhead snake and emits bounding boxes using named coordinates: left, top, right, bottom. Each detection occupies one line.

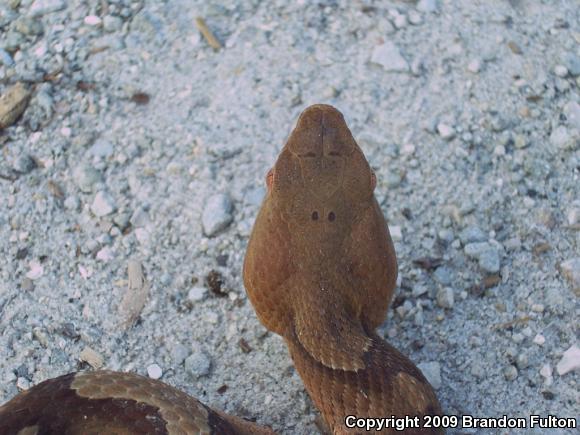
left=0, top=105, right=442, bottom=434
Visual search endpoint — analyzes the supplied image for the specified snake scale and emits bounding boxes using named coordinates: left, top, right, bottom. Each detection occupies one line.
left=0, top=105, right=442, bottom=434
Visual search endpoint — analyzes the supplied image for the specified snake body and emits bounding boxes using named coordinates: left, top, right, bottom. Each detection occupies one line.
left=0, top=105, right=441, bottom=434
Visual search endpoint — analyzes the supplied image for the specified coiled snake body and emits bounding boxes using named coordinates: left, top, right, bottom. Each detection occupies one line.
left=0, top=105, right=442, bottom=434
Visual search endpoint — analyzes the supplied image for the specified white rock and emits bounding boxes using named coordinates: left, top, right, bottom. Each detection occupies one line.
left=185, top=348, right=211, bottom=378
left=550, top=125, right=578, bottom=150
left=553, top=65, right=568, bottom=77
left=556, top=345, right=580, bottom=375
left=96, top=247, right=114, bottom=262
left=26, top=260, right=44, bottom=280
left=417, top=361, right=441, bottom=389
left=202, top=193, right=234, bottom=237
left=436, top=287, right=454, bottom=309
left=408, top=11, right=423, bottom=25
left=563, top=101, right=580, bottom=130
left=91, top=191, right=117, bottom=217
left=147, top=363, right=163, bottom=380
left=389, top=225, right=403, bottom=241
left=417, top=0, right=439, bottom=13
left=187, top=286, right=207, bottom=302
left=371, top=41, right=409, bottom=73
left=437, top=123, right=455, bottom=140
left=540, top=363, right=553, bottom=385
left=467, top=59, right=482, bottom=74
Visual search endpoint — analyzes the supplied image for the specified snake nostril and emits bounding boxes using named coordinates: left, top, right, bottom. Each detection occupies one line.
left=312, top=211, right=319, bottom=221
left=328, top=211, right=336, bottom=222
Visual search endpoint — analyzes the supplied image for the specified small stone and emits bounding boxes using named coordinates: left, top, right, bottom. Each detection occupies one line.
left=516, top=353, right=529, bottom=369
left=84, top=15, right=102, bottom=26
left=436, top=287, right=454, bottom=309
left=464, top=242, right=490, bottom=259
left=513, top=134, right=528, bottom=149
left=91, top=191, right=117, bottom=217
left=459, top=226, right=487, bottom=244
left=408, top=11, right=422, bottom=25
left=566, top=207, right=579, bottom=226
left=503, top=365, right=518, bottom=381
left=550, top=126, right=577, bottom=150
left=556, top=345, right=580, bottom=375
left=370, top=41, right=409, bottom=73
left=16, top=377, right=30, bottom=390
left=13, top=155, right=36, bottom=174
left=563, top=53, right=580, bottom=76
left=171, top=344, right=189, bottom=365
left=103, top=15, right=123, bottom=32
left=467, top=59, right=482, bottom=73
left=21, top=277, right=34, bottom=291
left=64, top=196, right=80, bottom=211
left=26, top=260, right=43, bottom=280
left=478, top=248, right=501, bottom=274
left=147, top=363, right=162, bottom=380
left=417, top=362, right=441, bottom=389
left=393, top=14, right=407, bottom=29
left=559, top=258, right=580, bottom=296
left=433, top=267, right=453, bottom=286
left=540, top=363, right=553, bottom=383
left=389, top=225, right=402, bottom=241
left=89, top=139, right=114, bottom=159
left=79, top=346, right=104, bottom=369
left=73, top=165, right=102, bottom=193
left=0, top=82, right=31, bottom=129
left=0, top=48, right=14, bottom=67
left=416, top=0, right=438, bottom=13
left=187, top=286, right=207, bottom=302
left=202, top=193, right=233, bottom=237
left=553, top=65, right=568, bottom=78
left=436, top=123, right=455, bottom=140
left=184, top=348, right=211, bottom=378
left=533, top=334, right=545, bottom=346
left=563, top=101, right=580, bottom=130
left=29, top=0, right=65, bottom=17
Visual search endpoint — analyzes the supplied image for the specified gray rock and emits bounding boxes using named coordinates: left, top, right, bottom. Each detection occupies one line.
left=170, top=343, right=190, bottom=365
left=433, top=267, right=453, bottom=286
left=417, top=0, right=439, bottom=13
left=103, top=15, right=123, bottom=33
left=91, top=191, right=117, bottom=217
left=73, top=165, right=102, bottom=193
left=202, top=193, right=233, bottom=237
left=13, top=155, right=36, bottom=174
left=417, top=361, right=441, bottom=389
left=459, top=226, right=487, bottom=244
left=0, top=48, right=14, bottom=67
left=63, top=196, right=80, bottom=211
left=503, top=365, right=518, bottom=381
left=370, top=41, right=409, bottom=73
left=29, top=0, right=65, bottom=17
left=563, top=101, right=580, bottom=130
left=550, top=126, right=577, bottom=150
left=559, top=257, right=580, bottom=296
left=184, top=348, right=211, bottom=378
left=436, top=287, right=454, bottom=309
left=437, top=123, right=455, bottom=140
left=478, top=248, right=500, bottom=274
left=464, top=242, right=490, bottom=259
left=89, top=139, right=114, bottom=159
left=563, top=53, right=580, bottom=76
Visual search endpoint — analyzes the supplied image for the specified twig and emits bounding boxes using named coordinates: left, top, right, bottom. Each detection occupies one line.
left=195, top=17, right=222, bottom=50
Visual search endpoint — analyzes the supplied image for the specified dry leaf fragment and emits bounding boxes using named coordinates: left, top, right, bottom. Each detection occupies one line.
left=118, top=260, right=150, bottom=329
left=79, top=346, right=104, bottom=369
left=195, top=17, right=222, bottom=50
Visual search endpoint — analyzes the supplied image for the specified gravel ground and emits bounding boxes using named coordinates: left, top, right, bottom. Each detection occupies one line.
left=0, top=0, right=579, bottom=434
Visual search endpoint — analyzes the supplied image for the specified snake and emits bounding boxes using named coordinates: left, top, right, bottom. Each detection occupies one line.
left=0, top=104, right=442, bottom=434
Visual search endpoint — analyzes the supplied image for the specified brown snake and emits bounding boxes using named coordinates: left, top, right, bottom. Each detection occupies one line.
left=0, top=105, right=442, bottom=434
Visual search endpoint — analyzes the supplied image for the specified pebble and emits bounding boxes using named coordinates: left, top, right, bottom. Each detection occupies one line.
left=540, top=363, right=553, bottom=384
left=563, top=101, right=580, bottom=130
left=16, top=377, right=30, bottom=390
left=533, top=334, right=545, bottom=346
left=436, top=123, right=455, bottom=140
left=184, top=348, right=211, bottom=378
left=21, top=277, right=34, bottom=291
left=171, top=343, right=190, bottom=365
left=459, top=226, right=487, bottom=244
left=553, top=65, right=568, bottom=78
left=0, top=82, right=31, bottom=129
left=563, top=53, right=580, bottom=76
left=417, top=0, right=439, bottom=13
left=503, top=365, right=518, bottom=381
left=13, top=155, right=36, bottom=174
left=556, top=344, right=580, bottom=375
left=91, top=191, right=117, bottom=217
left=73, top=165, right=102, bottom=193
left=103, top=15, right=123, bottom=33
left=187, top=286, right=207, bottom=302
left=202, top=193, right=234, bottom=237
left=433, top=266, right=453, bottom=285
left=389, top=225, right=402, bottom=241
left=417, top=362, right=441, bottom=389
left=549, top=126, right=576, bottom=150
left=26, top=260, right=43, bottom=280
left=515, top=353, right=529, bottom=370
left=465, top=242, right=501, bottom=274
left=89, top=139, right=114, bottom=159
left=559, top=257, right=580, bottom=296
left=147, top=363, right=162, bottom=380
left=467, top=59, right=482, bottom=73
left=370, top=41, right=409, bottom=73
left=64, top=196, right=80, bottom=211
left=436, top=287, right=454, bottom=309
left=84, top=15, right=102, bottom=26
left=0, top=48, right=14, bottom=67
left=29, top=0, right=66, bottom=17
left=408, top=11, right=422, bottom=25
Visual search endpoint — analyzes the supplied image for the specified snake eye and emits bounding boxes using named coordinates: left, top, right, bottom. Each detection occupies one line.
left=311, top=211, right=319, bottom=221
left=328, top=211, right=336, bottom=222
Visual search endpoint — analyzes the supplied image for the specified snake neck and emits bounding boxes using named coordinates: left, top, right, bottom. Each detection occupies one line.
left=284, top=332, right=443, bottom=435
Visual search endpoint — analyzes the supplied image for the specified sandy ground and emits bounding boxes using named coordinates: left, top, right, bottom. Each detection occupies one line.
left=0, top=0, right=578, bottom=434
